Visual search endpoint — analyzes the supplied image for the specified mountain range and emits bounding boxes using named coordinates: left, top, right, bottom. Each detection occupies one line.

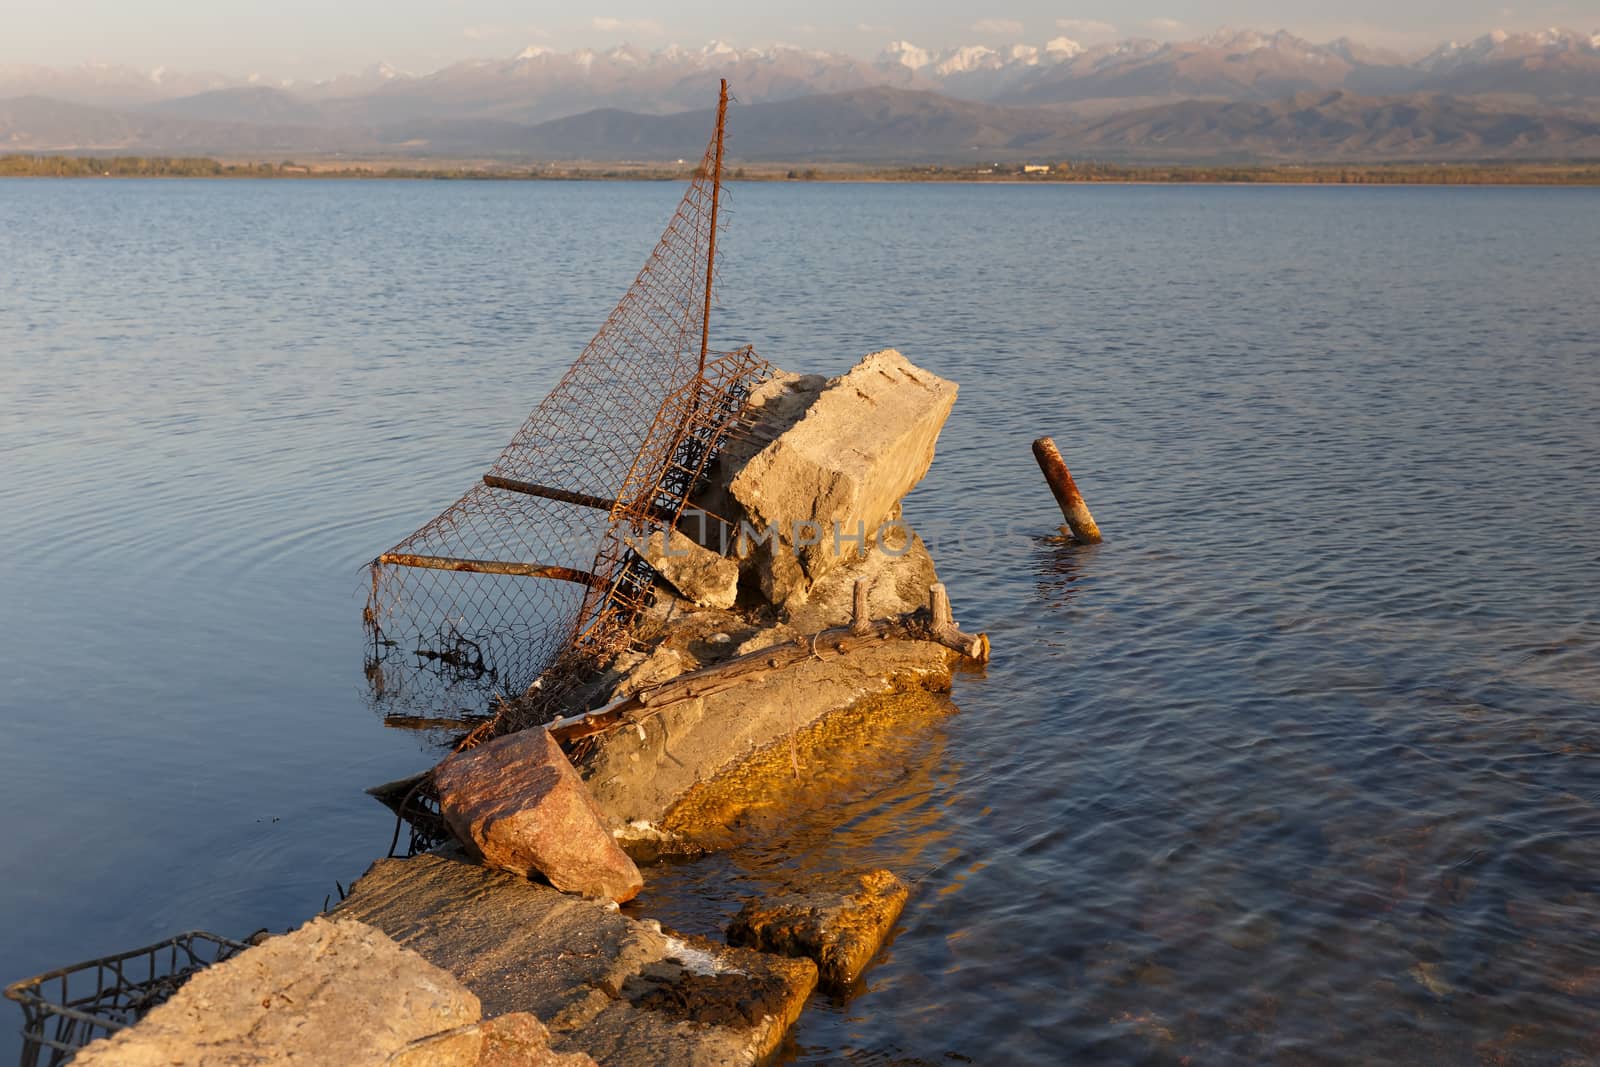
left=4, top=28, right=1600, bottom=162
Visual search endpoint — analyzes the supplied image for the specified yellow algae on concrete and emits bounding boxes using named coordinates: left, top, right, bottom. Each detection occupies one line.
left=728, top=868, right=911, bottom=992
left=661, top=687, right=958, bottom=848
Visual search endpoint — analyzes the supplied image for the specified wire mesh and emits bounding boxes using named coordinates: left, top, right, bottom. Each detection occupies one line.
left=364, top=81, right=770, bottom=722
left=4, top=932, right=246, bottom=1067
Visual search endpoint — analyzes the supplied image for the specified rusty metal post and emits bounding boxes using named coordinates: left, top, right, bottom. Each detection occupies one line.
left=482, top=474, right=620, bottom=513
left=376, top=552, right=602, bottom=588
left=1032, top=436, right=1102, bottom=544
left=699, top=78, right=728, bottom=378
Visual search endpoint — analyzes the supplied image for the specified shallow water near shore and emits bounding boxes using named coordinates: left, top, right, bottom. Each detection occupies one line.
left=3, top=178, right=1599, bottom=1063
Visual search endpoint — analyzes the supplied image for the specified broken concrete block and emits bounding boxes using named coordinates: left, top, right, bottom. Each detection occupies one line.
left=743, top=532, right=809, bottom=607
left=578, top=933, right=817, bottom=1066
left=385, top=1011, right=598, bottom=1067
left=337, top=853, right=818, bottom=1067
left=694, top=371, right=826, bottom=527
left=74, top=917, right=481, bottom=1067
left=434, top=727, right=643, bottom=903
left=729, top=350, right=956, bottom=598
left=727, top=869, right=910, bottom=993
left=627, top=529, right=739, bottom=610
left=583, top=640, right=954, bottom=828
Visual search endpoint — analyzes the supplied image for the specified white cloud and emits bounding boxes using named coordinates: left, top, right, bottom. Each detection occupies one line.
left=1055, top=18, right=1118, bottom=40
left=971, top=18, right=1024, bottom=36
left=1145, top=17, right=1185, bottom=35
left=592, top=16, right=664, bottom=35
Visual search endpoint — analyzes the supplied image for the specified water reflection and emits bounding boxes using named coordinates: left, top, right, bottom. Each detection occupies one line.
left=1032, top=533, right=1098, bottom=608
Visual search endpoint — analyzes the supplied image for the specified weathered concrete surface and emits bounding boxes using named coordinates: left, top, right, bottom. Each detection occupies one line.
left=781, top=525, right=940, bottom=634
left=385, top=1012, right=598, bottom=1067
left=606, top=644, right=692, bottom=701
left=728, top=350, right=956, bottom=596
left=661, top=688, right=959, bottom=850
left=581, top=638, right=955, bottom=828
left=75, top=917, right=480, bottom=1067
left=336, top=852, right=817, bottom=1067
left=727, top=869, right=910, bottom=993
left=692, top=371, right=826, bottom=538
left=434, top=727, right=643, bottom=903
left=578, top=935, right=814, bottom=1067
left=626, top=529, right=739, bottom=610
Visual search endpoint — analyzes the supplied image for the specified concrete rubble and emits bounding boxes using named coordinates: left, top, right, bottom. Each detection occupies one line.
left=574, top=349, right=966, bottom=831
left=434, top=726, right=644, bottom=904
left=727, top=869, right=911, bottom=994
left=625, top=529, right=740, bottom=610
left=81, top=350, right=975, bottom=1066
left=74, top=917, right=481, bottom=1067
left=583, top=639, right=953, bottom=830
left=725, top=349, right=957, bottom=604
left=334, top=852, right=817, bottom=1066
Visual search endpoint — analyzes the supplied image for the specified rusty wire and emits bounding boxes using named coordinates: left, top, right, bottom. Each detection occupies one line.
left=5, top=932, right=247, bottom=1066
left=364, top=80, right=771, bottom=723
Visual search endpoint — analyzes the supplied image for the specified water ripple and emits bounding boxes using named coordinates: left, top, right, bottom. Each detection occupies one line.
left=2, top=180, right=1599, bottom=1064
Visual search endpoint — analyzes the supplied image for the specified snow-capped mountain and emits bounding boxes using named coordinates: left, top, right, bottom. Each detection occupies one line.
left=1419, top=27, right=1599, bottom=72
left=4, top=26, right=1599, bottom=157
left=1415, top=28, right=1600, bottom=96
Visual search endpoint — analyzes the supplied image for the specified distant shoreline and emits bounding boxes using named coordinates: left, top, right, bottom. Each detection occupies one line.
left=4, top=155, right=1599, bottom=186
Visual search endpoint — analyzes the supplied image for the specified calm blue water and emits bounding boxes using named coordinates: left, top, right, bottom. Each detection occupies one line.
left=2, top=178, right=1598, bottom=1064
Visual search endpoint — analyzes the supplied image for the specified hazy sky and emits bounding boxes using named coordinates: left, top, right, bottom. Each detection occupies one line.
left=7, top=0, right=1597, bottom=79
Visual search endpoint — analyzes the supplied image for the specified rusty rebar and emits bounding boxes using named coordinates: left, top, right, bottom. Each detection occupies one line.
left=481, top=475, right=620, bottom=513
left=376, top=553, right=602, bottom=587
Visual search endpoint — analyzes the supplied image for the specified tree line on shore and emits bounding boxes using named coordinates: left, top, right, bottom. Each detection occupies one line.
left=3, top=153, right=1597, bottom=185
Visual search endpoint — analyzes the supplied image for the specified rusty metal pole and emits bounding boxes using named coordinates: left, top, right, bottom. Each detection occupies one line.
left=376, top=552, right=603, bottom=588
left=698, top=78, right=728, bottom=379
left=1032, top=436, right=1102, bottom=544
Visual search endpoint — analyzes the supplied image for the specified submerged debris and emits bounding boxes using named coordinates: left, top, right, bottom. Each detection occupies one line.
left=728, top=870, right=911, bottom=994
left=333, top=853, right=817, bottom=1066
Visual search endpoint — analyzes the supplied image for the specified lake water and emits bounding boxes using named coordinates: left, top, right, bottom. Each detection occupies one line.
left=2, top=178, right=1598, bottom=1064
